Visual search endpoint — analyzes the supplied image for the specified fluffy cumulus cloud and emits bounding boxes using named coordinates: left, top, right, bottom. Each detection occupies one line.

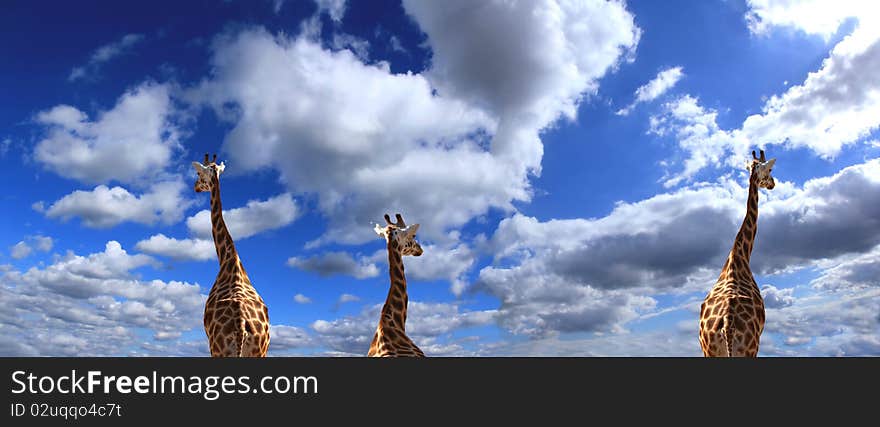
left=745, top=0, right=873, bottom=38
left=754, top=159, right=880, bottom=273
left=617, top=66, right=684, bottom=115
left=337, top=293, right=360, bottom=304
left=267, top=325, right=314, bottom=353
left=810, top=245, right=880, bottom=291
left=8, top=236, right=54, bottom=260
left=34, top=82, right=181, bottom=185
left=761, top=285, right=795, bottom=309
left=186, top=193, right=299, bottom=240
left=656, top=3, right=880, bottom=183
left=644, top=143, right=880, bottom=273
left=330, top=33, right=370, bottom=61
left=293, top=293, right=312, bottom=304
left=137, top=193, right=299, bottom=261
left=69, top=33, right=145, bottom=82
left=9, top=242, right=32, bottom=260
left=405, top=243, right=477, bottom=295
left=478, top=326, right=700, bottom=356
left=134, top=234, right=216, bottom=261
left=405, top=0, right=640, bottom=125
left=474, top=158, right=880, bottom=338
left=740, top=21, right=880, bottom=158
left=0, top=241, right=207, bottom=356
left=287, top=251, right=379, bottom=279
left=478, top=282, right=880, bottom=356
left=649, top=95, right=744, bottom=187
left=188, top=0, right=640, bottom=246
left=291, top=240, right=477, bottom=294
left=760, top=286, right=880, bottom=356
left=32, top=236, right=54, bottom=252
left=44, top=180, right=192, bottom=228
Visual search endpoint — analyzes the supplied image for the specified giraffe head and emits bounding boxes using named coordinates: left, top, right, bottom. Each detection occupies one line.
left=191, top=153, right=226, bottom=193
left=374, top=213, right=423, bottom=256
left=750, top=149, right=776, bottom=190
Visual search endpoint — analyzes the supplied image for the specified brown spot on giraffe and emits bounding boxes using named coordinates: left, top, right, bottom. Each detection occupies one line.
left=699, top=149, right=775, bottom=357
left=367, top=213, right=426, bottom=358
left=193, top=154, right=270, bottom=357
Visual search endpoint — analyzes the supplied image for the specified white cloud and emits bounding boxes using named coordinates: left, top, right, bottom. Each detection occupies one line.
left=34, top=82, right=181, bottom=185
left=186, top=193, right=299, bottom=240
left=405, top=0, right=640, bottom=125
left=33, top=236, right=54, bottom=252
left=293, top=294, right=312, bottom=304
left=477, top=262, right=658, bottom=337
left=745, top=0, right=874, bottom=38
left=397, top=242, right=476, bottom=295
left=476, top=158, right=880, bottom=338
left=10, top=242, right=31, bottom=260
left=8, top=236, right=54, bottom=260
left=135, top=193, right=299, bottom=261
left=44, top=180, right=191, bottom=228
left=337, top=293, right=360, bottom=304
left=287, top=251, right=379, bottom=279
left=24, top=241, right=158, bottom=297
left=475, top=279, right=880, bottom=356
left=190, top=0, right=639, bottom=246
left=69, top=33, right=145, bottom=82
left=0, top=241, right=207, bottom=356
left=649, top=95, right=744, bottom=187
left=134, top=234, right=215, bottom=261
left=761, top=285, right=795, bottom=308
left=478, top=329, right=699, bottom=357
left=331, top=33, right=370, bottom=61
left=656, top=6, right=880, bottom=183
left=291, top=239, right=477, bottom=294
left=810, top=244, right=880, bottom=291
left=739, top=22, right=880, bottom=158
left=761, top=286, right=880, bottom=356
left=617, top=66, right=684, bottom=115
left=189, top=29, right=495, bottom=245
left=268, top=325, right=314, bottom=353
left=389, top=35, right=405, bottom=53
left=755, top=159, right=880, bottom=273
left=314, top=0, right=347, bottom=22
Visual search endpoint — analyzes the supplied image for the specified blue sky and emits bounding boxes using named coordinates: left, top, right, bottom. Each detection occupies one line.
left=1, top=0, right=878, bottom=356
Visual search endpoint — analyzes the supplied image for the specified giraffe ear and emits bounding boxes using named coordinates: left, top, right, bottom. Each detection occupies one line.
left=192, top=162, right=208, bottom=173
left=405, top=223, right=420, bottom=238
left=374, top=223, right=386, bottom=237
left=216, top=161, right=226, bottom=175
left=766, top=158, right=776, bottom=169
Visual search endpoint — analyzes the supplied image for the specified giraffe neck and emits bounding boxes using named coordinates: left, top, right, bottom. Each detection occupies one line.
left=209, top=174, right=240, bottom=269
left=727, top=173, right=760, bottom=272
left=380, top=239, right=409, bottom=332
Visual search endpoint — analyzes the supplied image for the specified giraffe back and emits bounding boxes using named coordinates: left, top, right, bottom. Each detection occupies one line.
left=699, top=276, right=765, bottom=357
left=204, top=272, right=270, bottom=357
left=367, top=324, right=425, bottom=357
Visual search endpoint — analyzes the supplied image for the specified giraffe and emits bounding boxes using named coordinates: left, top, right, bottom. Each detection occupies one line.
left=699, top=149, right=776, bottom=357
left=192, top=153, right=270, bottom=357
left=367, top=213, right=425, bottom=357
